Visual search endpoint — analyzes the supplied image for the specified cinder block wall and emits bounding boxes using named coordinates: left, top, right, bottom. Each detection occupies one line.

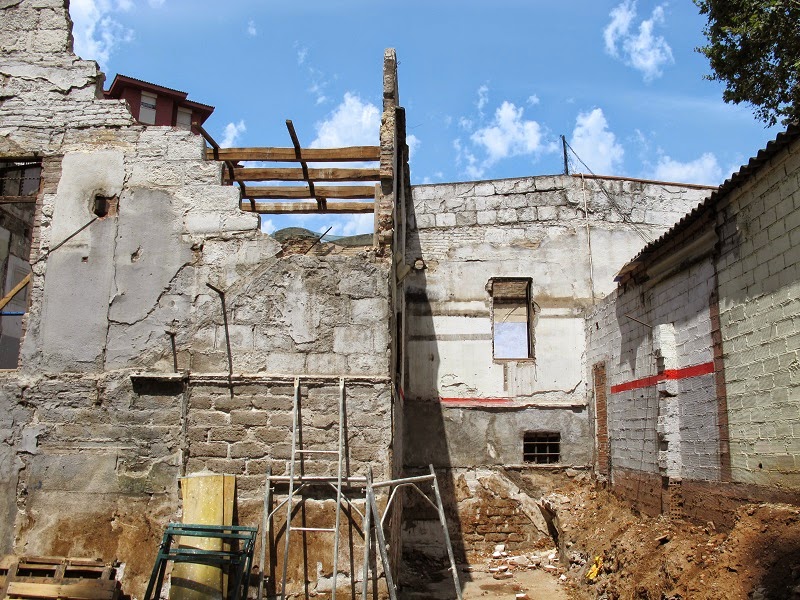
left=586, top=257, right=720, bottom=515
left=715, top=135, right=800, bottom=489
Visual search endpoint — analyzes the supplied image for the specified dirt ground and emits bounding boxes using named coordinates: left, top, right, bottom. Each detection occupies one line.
left=403, top=472, right=800, bottom=599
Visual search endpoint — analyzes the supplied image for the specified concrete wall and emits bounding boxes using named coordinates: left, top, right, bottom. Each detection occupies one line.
left=404, top=175, right=709, bottom=469
left=0, top=2, right=397, bottom=596
left=401, top=175, right=710, bottom=557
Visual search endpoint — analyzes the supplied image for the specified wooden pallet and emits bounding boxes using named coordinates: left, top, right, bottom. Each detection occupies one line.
left=0, top=556, right=119, bottom=600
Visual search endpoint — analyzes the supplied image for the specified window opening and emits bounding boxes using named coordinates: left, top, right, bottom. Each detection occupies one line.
left=93, top=195, right=118, bottom=218
left=0, top=159, right=39, bottom=369
left=0, top=160, right=41, bottom=199
left=491, top=278, right=532, bottom=359
left=523, top=432, right=560, bottom=464
left=176, top=107, right=193, bottom=130
left=140, top=91, right=157, bottom=124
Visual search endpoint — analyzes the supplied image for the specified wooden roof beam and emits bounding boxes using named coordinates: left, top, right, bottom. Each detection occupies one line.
left=205, top=147, right=380, bottom=162
left=224, top=166, right=380, bottom=183
left=242, top=185, right=376, bottom=200
left=240, top=201, right=374, bottom=214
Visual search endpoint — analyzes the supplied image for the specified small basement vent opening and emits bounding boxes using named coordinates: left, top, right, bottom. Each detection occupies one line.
left=523, top=431, right=560, bottom=464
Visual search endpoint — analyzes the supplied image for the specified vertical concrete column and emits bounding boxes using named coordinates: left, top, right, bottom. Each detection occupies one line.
left=654, top=323, right=681, bottom=478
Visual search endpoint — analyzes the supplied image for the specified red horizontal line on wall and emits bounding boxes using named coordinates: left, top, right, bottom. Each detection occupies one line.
left=610, top=361, right=715, bottom=394
left=440, top=397, right=513, bottom=406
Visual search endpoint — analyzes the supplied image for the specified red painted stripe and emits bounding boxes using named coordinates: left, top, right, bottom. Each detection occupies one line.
left=610, top=361, right=715, bottom=394
left=440, top=397, right=513, bottom=406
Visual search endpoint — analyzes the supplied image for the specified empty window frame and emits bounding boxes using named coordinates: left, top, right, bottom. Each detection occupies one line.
left=139, top=91, right=157, bottom=124
left=523, top=431, right=560, bottom=464
left=491, top=278, right=533, bottom=359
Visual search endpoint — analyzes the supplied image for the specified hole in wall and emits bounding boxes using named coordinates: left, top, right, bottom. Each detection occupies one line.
left=93, top=195, right=118, bottom=218
left=523, top=431, right=561, bottom=464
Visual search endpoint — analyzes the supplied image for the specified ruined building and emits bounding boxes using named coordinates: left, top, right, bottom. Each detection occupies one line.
left=0, top=1, right=798, bottom=598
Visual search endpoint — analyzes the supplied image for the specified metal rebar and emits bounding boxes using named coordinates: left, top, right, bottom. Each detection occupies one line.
left=430, top=464, right=462, bottom=600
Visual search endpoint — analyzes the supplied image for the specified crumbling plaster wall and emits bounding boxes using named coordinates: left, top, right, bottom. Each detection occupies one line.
left=0, top=1, right=396, bottom=594
left=403, top=175, right=710, bottom=468
left=400, top=175, right=710, bottom=558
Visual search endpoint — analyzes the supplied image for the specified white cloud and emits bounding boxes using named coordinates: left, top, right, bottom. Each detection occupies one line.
left=220, top=120, right=246, bottom=147
left=471, top=101, right=545, bottom=165
left=310, top=93, right=380, bottom=148
left=69, top=0, right=134, bottom=66
left=603, top=1, right=673, bottom=81
left=569, top=108, right=624, bottom=175
left=407, top=134, right=420, bottom=162
left=527, top=95, right=540, bottom=106
left=477, top=85, right=489, bottom=114
left=295, top=43, right=308, bottom=65
left=454, top=138, right=484, bottom=179
left=261, top=218, right=276, bottom=235
left=247, top=20, right=257, bottom=37
left=652, top=152, right=723, bottom=185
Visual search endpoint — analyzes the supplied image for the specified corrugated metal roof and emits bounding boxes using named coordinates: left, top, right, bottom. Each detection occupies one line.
left=615, top=123, right=800, bottom=282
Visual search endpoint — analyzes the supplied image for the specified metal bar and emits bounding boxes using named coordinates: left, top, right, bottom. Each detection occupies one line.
left=296, top=449, right=338, bottom=455
left=166, top=329, right=178, bottom=373
left=367, top=467, right=397, bottom=600
left=331, top=377, right=345, bottom=600
left=360, top=477, right=372, bottom=600
left=258, top=465, right=271, bottom=600
left=266, top=483, right=308, bottom=520
left=370, top=474, right=436, bottom=489
left=293, top=527, right=335, bottom=533
left=303, top=226, right=332, bottom=255
left=206, top=283, right=234, bottom=383
left=430, top=464, right=462, bottom=600
left=379, top=486, right=402, bottom=530
left=286, top=120, right=319, bottom=209
left=325, top=482, right=364, bottom=520
left=267, top=475, right=368, bottom=484
left=280, top=377, right=301, bottom=600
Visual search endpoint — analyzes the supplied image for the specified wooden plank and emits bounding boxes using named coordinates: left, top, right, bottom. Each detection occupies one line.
left=0, top=273, right=30, bottom=312
left=225, top=167, right=380, bottom=183
left=0, top=196, right=37, bottom=204
left=242, top=185, right=375, bottom=200
left=205, top=146, right=380, bottom=162
left=240, top=201, right=374, bottom=214
left=6, top=581, right=117, bottom=600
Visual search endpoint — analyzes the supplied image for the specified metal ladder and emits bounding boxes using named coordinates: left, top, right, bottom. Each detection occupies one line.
left=279, top=377, right=346, bottom=600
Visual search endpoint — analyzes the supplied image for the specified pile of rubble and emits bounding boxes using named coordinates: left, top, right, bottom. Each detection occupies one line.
left=470, top=543, right=570, bottom=591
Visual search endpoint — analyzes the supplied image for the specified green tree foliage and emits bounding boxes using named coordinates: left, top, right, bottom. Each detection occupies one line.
left=694, top=0, right=800, bottom=126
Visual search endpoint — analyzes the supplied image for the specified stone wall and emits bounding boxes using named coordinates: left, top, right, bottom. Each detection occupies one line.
left=0, top=2, right=398, bottom=597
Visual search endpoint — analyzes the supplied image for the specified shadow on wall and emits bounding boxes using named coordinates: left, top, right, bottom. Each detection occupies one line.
left=400, top=225, right=470, bottom=595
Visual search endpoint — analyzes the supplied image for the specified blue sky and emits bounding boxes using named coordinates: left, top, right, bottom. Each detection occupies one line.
left=69, top=0, right=781, bottom=236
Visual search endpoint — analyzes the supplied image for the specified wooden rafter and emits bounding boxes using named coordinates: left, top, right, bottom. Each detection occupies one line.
left=239, top=202, right=374, bottom=214
left=241, top=185, right=375, bottom=200
left=224, top=167, right=379, bottom=183
left=202, top=120, right=382, bottom=216
left=205, top=146, right=380, bottom=162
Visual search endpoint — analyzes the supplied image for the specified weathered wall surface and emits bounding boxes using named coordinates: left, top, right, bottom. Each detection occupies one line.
left=401, top=175, right=710, bottom=560
left=0, top=1, right=395, bottom=596
left=715, top=133, right=800, bottom=489
left=404, top=175, right=709, bottom=468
